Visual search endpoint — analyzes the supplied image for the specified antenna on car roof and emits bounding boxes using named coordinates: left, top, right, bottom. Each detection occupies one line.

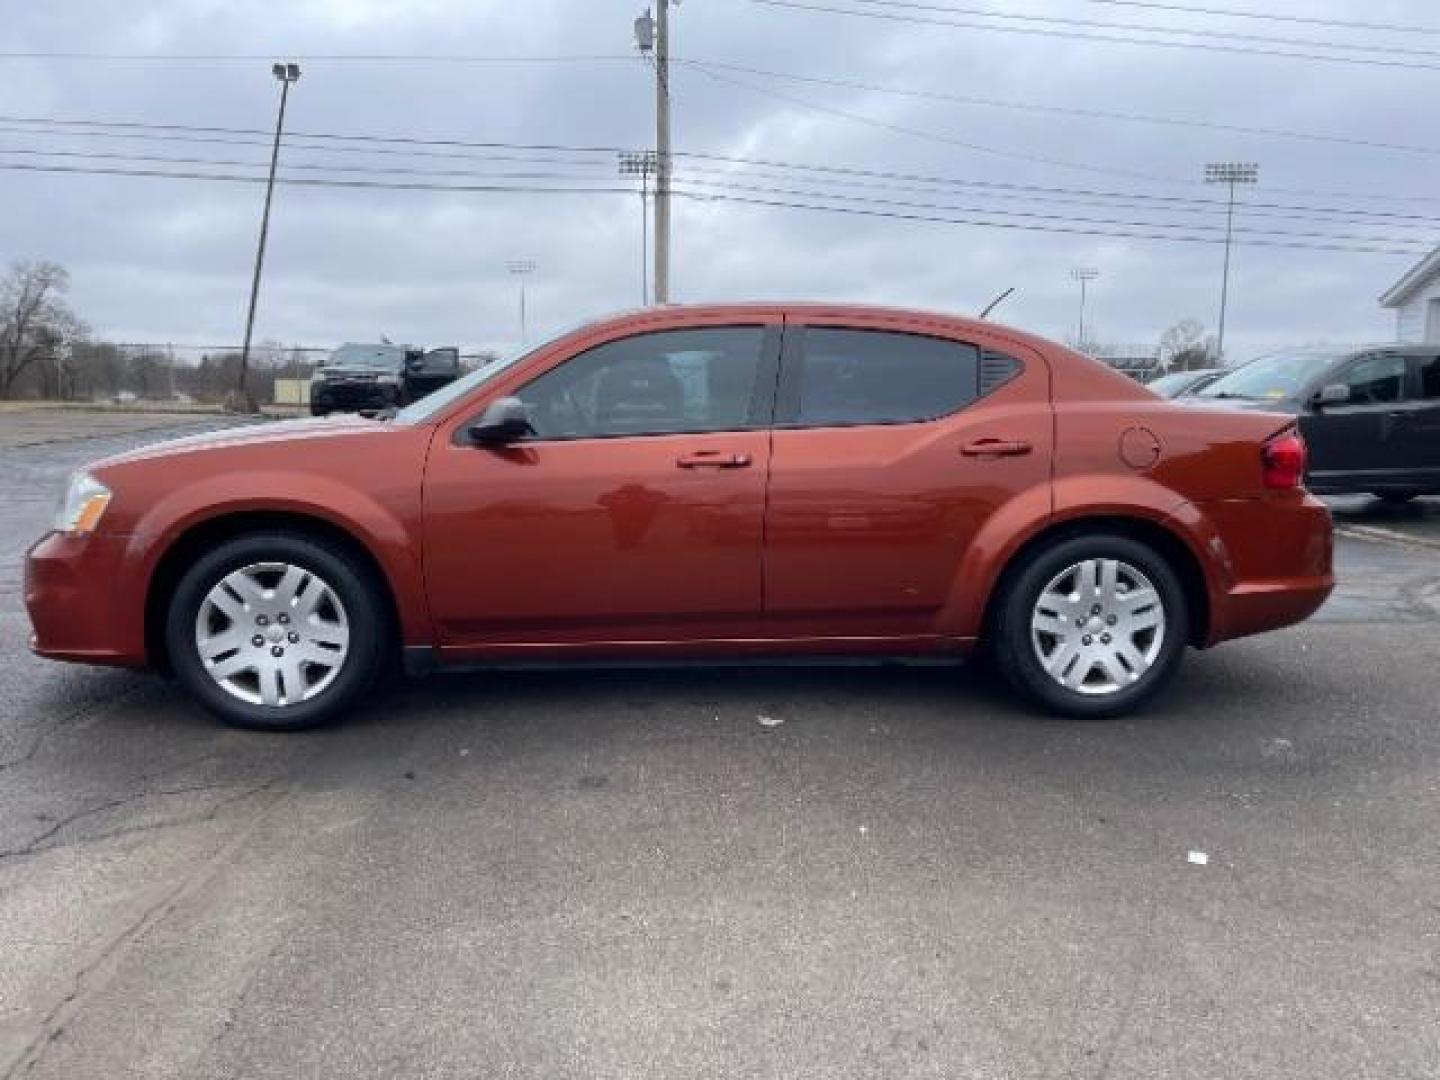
left=979, top=287, right=1016, bottom=320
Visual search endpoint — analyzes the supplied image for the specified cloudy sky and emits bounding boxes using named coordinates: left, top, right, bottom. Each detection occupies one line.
left=4, top=0, right=1438, bottom=362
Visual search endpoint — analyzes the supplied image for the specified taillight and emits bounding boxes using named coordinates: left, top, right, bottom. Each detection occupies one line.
left=1261, top=429, right=1307, bottom=489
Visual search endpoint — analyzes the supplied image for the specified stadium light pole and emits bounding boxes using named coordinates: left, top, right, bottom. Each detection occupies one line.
left=1205, top=161, right=1259, bottom=362
left=618, top=150, right=657, bottom=306
left=1070, top=267, right=1099, bottom=352
left=506, top=259, right=537, bottom=345
left=238, top=61, right=300, bottom=410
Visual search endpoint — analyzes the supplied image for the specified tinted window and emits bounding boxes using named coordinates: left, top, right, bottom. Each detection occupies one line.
left=1339, top=354, right=1406, bottom=404
left=785, top=328, right=980, bottom=426
left=516, top=327, right=765, bottom=439
left=1412, top=355, right=1440, bottom=400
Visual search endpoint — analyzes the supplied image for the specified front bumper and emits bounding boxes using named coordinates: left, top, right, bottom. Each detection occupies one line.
left=24, top=531, right=145, bottom=667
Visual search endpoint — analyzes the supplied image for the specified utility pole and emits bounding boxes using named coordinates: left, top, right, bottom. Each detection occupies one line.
left=506, top=259, right=536, bottom=345
left=618, top=150, right=657, bottom=306
left=238, top=61, right=300, bottom=410
left=1204, top=161, right=1258, bottom=363
left=1070, top=267, right=1099, bottom=352
left=635, top=3, right=675, bottom=304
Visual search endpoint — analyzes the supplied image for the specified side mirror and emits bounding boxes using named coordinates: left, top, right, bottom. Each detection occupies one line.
left=467, top=396, right=532, bottom=444
left=1314, top=383, right=1350, bottom=407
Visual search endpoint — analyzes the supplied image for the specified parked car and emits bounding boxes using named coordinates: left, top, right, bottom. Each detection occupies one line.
left=310, top=342, right=460, bottom=416
left=1146, top=368, right=1224, bottom=398
left=1183, top=345, right=1440, bottom=501
left=25, top=304, right=1333, bottom=730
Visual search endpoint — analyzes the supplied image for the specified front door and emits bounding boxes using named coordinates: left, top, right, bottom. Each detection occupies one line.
left=762, top=317, right=1053, bottom=641
left=1391, top=353, right=1440, bottom=491
left=1301, top=352, right=1408, bottom=493
left=422, top=325, right=778, bottom=654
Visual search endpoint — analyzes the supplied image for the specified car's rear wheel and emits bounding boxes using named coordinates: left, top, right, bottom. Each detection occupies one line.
left=991, top=533, right=1189, bottom=719
left=165, top=532, right=386, bottom=730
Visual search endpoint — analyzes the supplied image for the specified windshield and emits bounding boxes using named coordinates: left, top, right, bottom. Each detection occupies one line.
left=1195, top=351, right=1343, bottom=401
left=1147, top=372, right=1202, bottom=395
left=392, top=347, right=536, bottom=423
left=326, top=344, right=405, bottom=370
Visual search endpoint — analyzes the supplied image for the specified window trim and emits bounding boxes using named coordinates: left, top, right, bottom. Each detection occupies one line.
left=463, top=324, right=782, bottom=445
left=772, top=325, right=1015, bottom=431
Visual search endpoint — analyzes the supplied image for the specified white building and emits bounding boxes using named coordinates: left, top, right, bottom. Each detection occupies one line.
left=1380, top=244, right=1440, bottom=344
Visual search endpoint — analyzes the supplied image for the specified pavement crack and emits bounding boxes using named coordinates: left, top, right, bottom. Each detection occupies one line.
left=0, top=779, right=295, bottom=1080
left=0, top=782, right=270, bottom=863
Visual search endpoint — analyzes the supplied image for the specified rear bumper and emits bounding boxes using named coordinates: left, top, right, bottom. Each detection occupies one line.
left=1196, top=491, right=1334, bottom=645
left=24, top=531, right=145, bottom=667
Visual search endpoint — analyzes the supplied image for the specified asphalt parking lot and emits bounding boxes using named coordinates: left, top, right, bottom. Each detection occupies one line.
left=2, top=414, right=1437, bottom=1079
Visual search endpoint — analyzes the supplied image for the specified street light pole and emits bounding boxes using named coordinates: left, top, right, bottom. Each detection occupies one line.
left=238, top=61, right=300, bottom=410
left=1071, top=267, right=1099, bottom=351
left=618, top=150, right=657, bottom=306
left=506, top=259, right=537, bottom=345
left=1204, top=161, right=1258, bottom=362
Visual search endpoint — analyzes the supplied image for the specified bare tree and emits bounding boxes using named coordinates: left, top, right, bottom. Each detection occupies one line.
left=1158, top=319, right=1218, bottom=373
left=0, top=261, right=87, bottom=398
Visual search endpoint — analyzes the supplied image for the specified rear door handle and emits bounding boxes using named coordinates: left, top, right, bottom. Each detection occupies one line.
left=961, top=438, right=1032, bottom=457
left=676, top=451, right=752, bottom=469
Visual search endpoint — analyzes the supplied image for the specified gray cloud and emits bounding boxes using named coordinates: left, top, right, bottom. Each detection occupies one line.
left=3, top=0, right=1436, bottom=361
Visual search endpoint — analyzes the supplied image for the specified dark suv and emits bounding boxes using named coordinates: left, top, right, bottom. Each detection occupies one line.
left=310, top=343, right=460, bottom=416
left=1185, top=346, right=1440, bottom=501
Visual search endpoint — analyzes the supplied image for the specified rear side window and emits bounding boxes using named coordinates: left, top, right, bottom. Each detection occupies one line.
left=779, top=328, right=985, bottom=427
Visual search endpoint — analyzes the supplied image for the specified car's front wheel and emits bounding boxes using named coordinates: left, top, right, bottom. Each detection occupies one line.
left=165, top=532, right=387, bottom=730
left=991, top=533, right=1189, bottom=719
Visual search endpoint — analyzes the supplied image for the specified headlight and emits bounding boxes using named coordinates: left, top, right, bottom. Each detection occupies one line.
left=54, top=473, right=113, bottom=535
left=376, top=373, right=401, bottom=385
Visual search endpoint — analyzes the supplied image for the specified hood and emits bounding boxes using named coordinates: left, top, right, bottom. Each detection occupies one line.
left=90, top=414, right=384, bottom=469
left=1177, top=395, right=1301, bottom=415
left=314, top=365, right=399, bottom=379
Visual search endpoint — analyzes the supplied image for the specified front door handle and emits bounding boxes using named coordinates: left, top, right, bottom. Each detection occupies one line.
left=961, top=438, right=1033, bottom=458
left=676, top=451, right=752, bottom=469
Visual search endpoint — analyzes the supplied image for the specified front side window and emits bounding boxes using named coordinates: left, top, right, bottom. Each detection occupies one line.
left=781, top=328, right=981, bottom=427
left=1411, top=355, right=1440, bottom=400
left=515, top=327, right=766, bottom=439
left=1340, top=354, right=1407, bottom=404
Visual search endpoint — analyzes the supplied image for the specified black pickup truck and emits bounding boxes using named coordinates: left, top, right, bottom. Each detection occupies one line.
left=310, top=343, right=460, bottom=416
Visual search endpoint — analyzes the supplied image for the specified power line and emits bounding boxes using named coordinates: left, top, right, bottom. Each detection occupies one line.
left=0, top=157, right=1427, bottom=256
left=838, top=0, right=1440, bottom=58
left=674, top=176, right=1431, bottom=250
left=746, top=0, right=1440, bottom=72
left=675, top=189, right=1428, bottom=256
left=8, top=141, right=1430, bottom=231
left=680, top=58, right=1440, bottom=158
left=1082, top=0, right=1440, bottom=37
left=685, top=61, right=1187, bottom=184
left=7, top=112, right=1440, bottom=215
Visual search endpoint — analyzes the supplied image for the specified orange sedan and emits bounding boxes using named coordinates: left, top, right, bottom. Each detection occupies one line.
left=25, top=304, right=1332, bottom=729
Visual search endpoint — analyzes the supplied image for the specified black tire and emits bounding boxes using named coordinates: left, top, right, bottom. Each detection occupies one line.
left=991, top=532, right=1189, bottom=719
left=310, top=405, right=329, bottom=417
left=164, top=531, right=387, bottom=731
left=1375, top=491, right=1418, bottom=504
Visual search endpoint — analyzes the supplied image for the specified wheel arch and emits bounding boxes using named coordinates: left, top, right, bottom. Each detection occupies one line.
left=143, top=510, right=406, bottom=672
left=979, top=514, right=1213, bottom=648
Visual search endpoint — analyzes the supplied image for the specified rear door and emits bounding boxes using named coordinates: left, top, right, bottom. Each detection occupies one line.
left=762, top=314, right=1053, bottom=641
left=1301, top=352, right=1408, bottom=492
